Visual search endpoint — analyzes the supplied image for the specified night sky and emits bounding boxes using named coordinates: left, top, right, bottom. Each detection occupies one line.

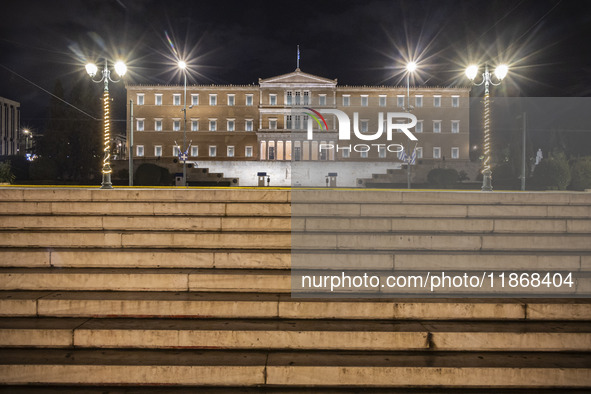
left=1, top=0, right=590, bottom=134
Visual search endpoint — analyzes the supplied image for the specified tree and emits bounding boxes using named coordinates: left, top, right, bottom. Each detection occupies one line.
left=531, top=152, right=571, bottom=190
left=570, top=157, right=591, bottom=191
left=427, top=168, right=459, bottom=189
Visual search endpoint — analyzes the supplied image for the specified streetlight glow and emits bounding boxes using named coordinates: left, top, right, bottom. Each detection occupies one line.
left=406, top=61, right=417, bottom=73
left=494, top=64, right=509, bottom=80
left=465, top=65, right=478, bottom=80
left=85, top=63, right=98, bottom=78
left=178, top=60, right=187, bottom=70
left=114, top=61, right=127, bottom=77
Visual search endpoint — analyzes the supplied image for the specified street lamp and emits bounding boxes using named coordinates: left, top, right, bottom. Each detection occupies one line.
left=178, top=60, right=188, bottom=187
left=466, top=63, right=508, bottom=191
left=22, top=129, right=31, bottom=153
left=404, top=61, right=417, bottom=189
left=85, top=59, right=127, bottom=189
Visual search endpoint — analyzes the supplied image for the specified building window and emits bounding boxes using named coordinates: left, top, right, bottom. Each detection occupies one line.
left=295, top=91, right=301, bottom=105
left=191, top=120, right=199, bottom=131
left=154, top=120, right=162, bottom=131
left=209, top=146, right=216, bottom=157
left=136, top=119, right=144, bottom=131
left=269, top=119, right=277, bottom=130
left=433, top=147, right=441, bottom=159
left=295, top=115, right=301, bottom=130
left=227, top=146, right=235, bottom=157
left=286, top=91, right=292, bottom=105
left=415, top=96, right=423, bottom=108
left=245, top=146, right=253, bottom=157
left=268, top=146, right=275, bottom=160
left=378, top=146, right=386, bottom=158
left=342, top=95, right=350, bottom=106
left=209, top=120, right=217, bottom=131
left=154, top=145, right=162, bottom=157
left=341, top=147, right=350, bottom=158
left=173, top=94, right=181, bottom=106
left=173, top=146, right=180, bottom=157
left=379, top=96, right=386, bottom=107
left=451, top=147, right=459, bottom=159
left=269, top=94, right=277, bottom=105
left=286, top=115, right=292, bottom=129
left=246, top=94, right=253, bottom=106
left=360, top=120, right=369, bottom=133
left=451, top=120, right=460, bottom=133
left=433, top=95, right=441, bottom=107
left=136, top=94, right=144, bottom=105
left=433, top=121, right=441, bottom=133
left=319, top=95, right=326, bottom=106
left=452, top=95, right=460, bottom=108
left=294, top=146, right=301, bottom=161
left=360, top=150, right=368, bottom=158
left=209, top=94, right=217, bottom=106
left=415, top=120, right=423, bottom=133
left=397, top=95, right=405, bottom=107
left=416, top=147, right=423, bottom=159
left=136, top=145, right=144, bottom=157
left=155, top=94, right=162, bottom=106
left=245, top=119, right=253, bottom=131
left=361, top=95, right=368, bottom=107
left=191, top=146, right=198, bottom=157
left=227, top=119, right=235, bottom=132
left=173, top=120, right=180, bottom=131
left=303, top=91, right=310, bottom=105
left=191, top=94, right=199, bottom=106
left=227, top=94, right=235, bottom=106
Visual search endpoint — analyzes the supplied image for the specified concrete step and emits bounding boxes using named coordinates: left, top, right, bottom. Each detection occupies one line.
left=291, top=189, right=591, bottom=206
left=0, top=349, right=589, bottom=387
left=1, top=249, right=587, bottom=272
left=0, top=188, right=291, bottom=203
left=1, top=318, right=589, bottom=352
left=293, top=232, right=591, bottom=252
left=0, top=215, right=291, bottom=232
left=0, top=231, right=291, bottom=249
left=2, top=291, right=590, bottom=320
left=0, top=249, right=291, bottom=269
left=298, top=217, right=591, bottom=233
left=0, top=269, right=291, bottom=292
left=0, top=201, right=292, bottom=216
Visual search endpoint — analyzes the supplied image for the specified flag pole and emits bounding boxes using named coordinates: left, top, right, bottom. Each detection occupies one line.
left=297, top=45, right=300, bottom=69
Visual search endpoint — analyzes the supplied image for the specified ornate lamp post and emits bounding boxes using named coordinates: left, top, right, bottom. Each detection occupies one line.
left=178, top=60, right=188, bottom=187
left=404, top=61, right=417, bottom=189
left=465, top=63, right=508, bottom=191
left=85, top=60, right=127, bottom=189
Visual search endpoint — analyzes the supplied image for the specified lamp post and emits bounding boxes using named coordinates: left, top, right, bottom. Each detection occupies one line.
left=85, top=59, right=127, bottom=189
left=404, top=61, right=417, bottom=189
left=22, top=129, right=31, bottom=153
left=178, top=60, right=188, bottom=187
left=465, top=63, right=508, bottom=191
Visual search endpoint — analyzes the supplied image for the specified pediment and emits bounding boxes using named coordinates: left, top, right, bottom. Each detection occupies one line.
left=259, top=69, right=337, bottom=87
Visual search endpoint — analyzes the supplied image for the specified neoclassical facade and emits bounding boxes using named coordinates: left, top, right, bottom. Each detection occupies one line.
left=126, top=69, right=470, bottom=165
left=0, top=96, right=21, bottom=157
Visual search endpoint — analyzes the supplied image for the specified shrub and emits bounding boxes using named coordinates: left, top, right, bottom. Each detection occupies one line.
left=29, top=157, right=59, bottom=181
left=427, top=168, right=459, bottom=189
left=492, top=163, right=519, bottom=190
left=135, top=163, right=172, bottom=186
left=0, top=161, right=15, bottom=184
left=531, top=154, right=571, bottom=190
left=2, top=155, right=29, bottom=181
left=570, top=157, right=591, bottom=191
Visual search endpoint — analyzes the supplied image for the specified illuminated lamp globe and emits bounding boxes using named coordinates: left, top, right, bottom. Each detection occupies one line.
left=495, top=64, right=509, bottom=80
left=406, top=61, right=417, bottom=73
left=465, top=65, right=478, bottom=80
left=178, top=60, right=187, bottom=70
left=85, top=63, right=98, bottom=78
left=114, top=61, right=127, bottom=77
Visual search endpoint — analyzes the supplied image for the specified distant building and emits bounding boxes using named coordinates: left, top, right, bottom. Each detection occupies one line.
left=125, top=68, right=471, bottom=186
left=0, top=97, right=20, bottom=156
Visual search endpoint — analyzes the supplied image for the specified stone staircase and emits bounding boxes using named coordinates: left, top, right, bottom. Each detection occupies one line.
left=0, top=187, right=590, bottom=391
